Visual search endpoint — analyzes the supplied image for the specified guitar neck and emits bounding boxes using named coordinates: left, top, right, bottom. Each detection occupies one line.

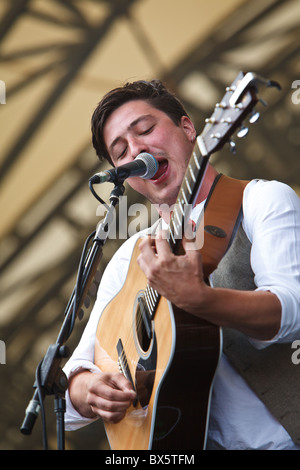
left=168, top=140, right=208, bottom=254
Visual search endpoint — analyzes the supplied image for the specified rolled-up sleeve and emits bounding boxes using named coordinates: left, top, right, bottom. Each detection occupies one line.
left=243, top=180, right=300, bottom=348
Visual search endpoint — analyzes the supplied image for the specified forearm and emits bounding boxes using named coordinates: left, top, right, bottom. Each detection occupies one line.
left=138, top=233, right=283, bottom=342
left=186, top=284, right=282, bottom=341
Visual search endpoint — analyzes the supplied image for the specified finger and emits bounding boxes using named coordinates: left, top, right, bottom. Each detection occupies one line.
left=153, top=230, right=172, bottom=256
left=96, top=407, right=127, bottom=424
left=138, top=235, right=156, bottom=258
left=137, top=236, right=158, bottom=275
left=91, top=391, right=133, bottom=412
left=110, top=374, right=137, bottom=399
left=101, top=373, right=136, bottom=401
left=90, top=395, right=130, bottom=423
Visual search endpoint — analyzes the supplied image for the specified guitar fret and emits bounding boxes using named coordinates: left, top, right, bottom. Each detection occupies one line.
left=169, top=226, right=176, bottom=245
left=173, top=221, right=179, bottom=236
left=174, top=207, right=182, bottom=227
left=150, top=286, right=156, bottom=298
left=143, top=291, right=150, bottom=313
left=181, top=188, right=188, bottom=205
left=148, top=287, right=159, bottom=319
left=193, top=152, right=200, bottom=169
left=189, top=165, right=196, bottom=183
left=148, top=298, right=155, bottom=316
left=147, top=286, right=154, bottom=308
left=151, top=286, right=159, bottom=305
left=145, top=287, right=154, bottom=312
left=148, top=287, right=157, bottom=305
left=178, top=201, right=184, bottom=215
left=184, top=177, right=192, bottom=195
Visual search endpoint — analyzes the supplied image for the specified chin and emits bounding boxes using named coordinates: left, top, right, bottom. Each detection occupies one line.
left=151, top=188, right=179, bottom=208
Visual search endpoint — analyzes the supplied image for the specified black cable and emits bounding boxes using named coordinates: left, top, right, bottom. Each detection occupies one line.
left=88, top=180, right=109, bottom=209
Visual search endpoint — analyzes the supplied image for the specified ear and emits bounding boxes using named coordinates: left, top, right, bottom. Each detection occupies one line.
left=180, top=115, right=196, bottom=142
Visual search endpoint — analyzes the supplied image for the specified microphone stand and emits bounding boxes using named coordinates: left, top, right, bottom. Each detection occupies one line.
left=20, top=181, right=126, bottom=450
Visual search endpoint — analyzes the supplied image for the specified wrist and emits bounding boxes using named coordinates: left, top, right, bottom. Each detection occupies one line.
left=68, top=369, right=98, bottom=419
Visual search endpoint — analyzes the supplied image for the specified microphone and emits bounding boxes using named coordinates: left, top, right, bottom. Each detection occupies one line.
left=90, top=153, right=158, bottom=184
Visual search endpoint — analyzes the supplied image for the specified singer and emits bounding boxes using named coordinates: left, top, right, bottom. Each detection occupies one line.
left=63, top=79, right=300, bottom=450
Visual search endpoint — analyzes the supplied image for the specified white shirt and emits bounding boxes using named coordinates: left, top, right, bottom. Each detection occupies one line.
left=63, top=179, right=300, bottom=449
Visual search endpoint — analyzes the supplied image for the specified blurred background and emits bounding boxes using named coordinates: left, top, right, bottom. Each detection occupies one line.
left=0, top=0, right=299, bottom=450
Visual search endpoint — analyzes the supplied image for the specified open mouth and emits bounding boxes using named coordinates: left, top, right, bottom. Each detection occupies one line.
left=150, top=159, right=168, bottom=181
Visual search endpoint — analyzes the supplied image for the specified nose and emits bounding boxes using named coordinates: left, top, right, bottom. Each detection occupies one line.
left=128, top=136, right=149, bottom=160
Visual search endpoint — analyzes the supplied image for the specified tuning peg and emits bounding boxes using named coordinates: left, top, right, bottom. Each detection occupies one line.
left=215, top=101, right=227, bottom=109
left=221, top=117, right=232, bottom=125
left=210, top=132, right=221, bottom=140
left=249, top=110, right=260, bottom=124
left=229, top=139, right=236, bottom=154
left=236, top=126, right=249, bottom=138
left=205, top=117, right=216, bottom=124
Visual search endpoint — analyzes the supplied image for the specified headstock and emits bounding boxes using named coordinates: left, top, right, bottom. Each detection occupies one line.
left=197, top=71, right=281, bottom=157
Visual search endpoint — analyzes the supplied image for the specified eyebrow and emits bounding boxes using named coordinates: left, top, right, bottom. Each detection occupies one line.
left=109, top=114, right=153, bottom=152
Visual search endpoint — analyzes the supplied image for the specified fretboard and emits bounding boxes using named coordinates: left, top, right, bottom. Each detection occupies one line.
left=168, top=138, right=208, bottom=254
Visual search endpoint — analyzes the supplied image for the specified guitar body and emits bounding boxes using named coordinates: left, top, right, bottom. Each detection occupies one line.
left=94, top=238, right=221, bottom=450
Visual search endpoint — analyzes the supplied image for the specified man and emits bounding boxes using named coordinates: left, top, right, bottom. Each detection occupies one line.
left=63, top=79, right=300, bottom=449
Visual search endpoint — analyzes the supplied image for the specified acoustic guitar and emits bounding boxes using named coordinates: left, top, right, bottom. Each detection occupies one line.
left=94, top=72, right=279, bottom=449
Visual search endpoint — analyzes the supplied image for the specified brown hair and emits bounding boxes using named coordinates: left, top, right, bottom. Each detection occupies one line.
left=91, top=79, right=189, bottom=164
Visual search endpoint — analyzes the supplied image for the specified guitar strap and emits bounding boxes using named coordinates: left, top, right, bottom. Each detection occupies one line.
left=198, top=173, right=249, bottom=278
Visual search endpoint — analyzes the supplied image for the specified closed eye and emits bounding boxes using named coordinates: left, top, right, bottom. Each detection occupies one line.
left=139, top=125, right=154, bottom=135
left=117, top=146, right=127, bottom=159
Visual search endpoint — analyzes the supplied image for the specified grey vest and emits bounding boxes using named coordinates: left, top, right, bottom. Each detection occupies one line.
left=211, top=225, right=300, bottom=445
